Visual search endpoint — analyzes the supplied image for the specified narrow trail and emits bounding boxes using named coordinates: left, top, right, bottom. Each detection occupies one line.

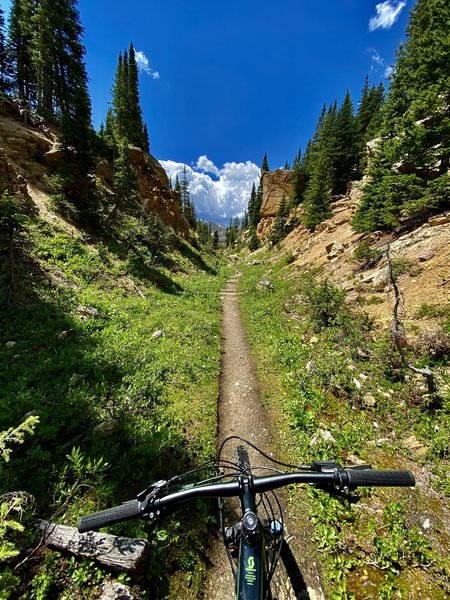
left=203, top=273, right=324, bottom=600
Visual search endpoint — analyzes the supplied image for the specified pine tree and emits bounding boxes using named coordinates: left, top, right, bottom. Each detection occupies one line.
left=179, top=166, right=197, bottom=228
left=0, top=7, right=11, bottom=93
left=270, top=195, right=290, bottom=245
left=247, top=182, right=258, bottom=228
left=334, top=90, right=359, bottom=192
left=242, top=210, right=249, bottom=230
left=261, top=152, right=270, bottom=172
left=355, top=77, right=385, bottom=172
left=112, top=51, right=127, bottom=139
left=142, top=122, right=150, bottom=153
left=104, top=107, right=115, bottom=142
left=110, top=42, right=148, bottom=150
left=8, top=0, right=35, bottom=103
left=353, top=0, right=450, bottom=231
left=290, top=148, right=305, bottom=206
left=110, top=140, right=138, bottom=221
left=212, top=230, right=219, bottom=249
left=127, top=42, right=145, bottom=147
left=247, top=227, right=259, bottom=251
left=32, top=0, right=54, bottom=117
left=302, top=104, right=337, bottom=229
left=174, top=174, right=181, bottom=196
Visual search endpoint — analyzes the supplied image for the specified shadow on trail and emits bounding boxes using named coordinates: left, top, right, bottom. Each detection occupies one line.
left=279, top=540, right=311, bottom=599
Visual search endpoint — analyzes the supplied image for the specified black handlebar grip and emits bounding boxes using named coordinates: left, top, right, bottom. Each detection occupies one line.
left=78, top=499, right=141, bottom=533
left=345, top=469, right=415, bottom=488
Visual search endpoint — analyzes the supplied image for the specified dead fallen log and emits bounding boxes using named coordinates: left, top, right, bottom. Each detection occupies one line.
left=33, top=519, right=149, bottom=575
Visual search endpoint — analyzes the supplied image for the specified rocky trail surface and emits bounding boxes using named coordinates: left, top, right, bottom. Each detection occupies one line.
left=203, top=273, right=324, bottom=600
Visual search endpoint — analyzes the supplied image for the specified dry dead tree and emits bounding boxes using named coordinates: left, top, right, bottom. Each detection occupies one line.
left=386, top=245, right=437, bottom=400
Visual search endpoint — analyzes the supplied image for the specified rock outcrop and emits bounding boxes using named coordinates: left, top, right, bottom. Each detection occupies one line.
left=257, top=169, right=295, bottom=242
left=0, top=95, right=188, bottom=234
left=260, top=169, right=293, bottom=218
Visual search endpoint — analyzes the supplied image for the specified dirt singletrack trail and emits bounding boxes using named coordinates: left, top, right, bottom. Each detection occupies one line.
left=203, top=273, right=324, bottom=600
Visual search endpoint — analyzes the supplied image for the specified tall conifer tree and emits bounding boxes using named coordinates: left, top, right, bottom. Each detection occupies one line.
left=303, top=104, right=337, bottom=229
left=353, top=0, right=450, bottom=231
left=334, top=90, right=358, bottom=192
left=0, top=7, right=11, bottom=92
left=8, top=0, right=35, bottom=103
left=110, top=42, right=148, bottom=150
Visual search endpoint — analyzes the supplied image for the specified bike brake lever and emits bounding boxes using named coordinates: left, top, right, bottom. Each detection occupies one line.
left=136, top=480, right=168, bottom=519
left=311, top=483, right=360, bottom=503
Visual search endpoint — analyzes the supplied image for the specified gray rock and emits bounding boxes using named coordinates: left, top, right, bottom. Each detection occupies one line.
left=371, top=268, right=389, bottom=292
left=418, top=250, right=435, bottom=262
left=5, top=341, right=17, bottom=348
left=44, top=145, right=64, bottom=165
left=402, top=434, right=428, bottom=457
left=74, top=306, right=100, bottom=318
left=325, top=240, right=345, bottom=258
left=310, top=428, right=336, bottom=447
left=257, top=279, right=274, bottom=291
left=151, top=330, right=165, bottom=340
left=100, top=581, right=134, bottom=600
left=315, top=222, right=328, bottom=234
left=363, top=394, right=377, bottom=408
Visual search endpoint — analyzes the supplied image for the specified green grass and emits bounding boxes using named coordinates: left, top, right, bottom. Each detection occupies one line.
left=0, top=216, right=230, bottom=599
left=238, top=255, right=450, bottom=599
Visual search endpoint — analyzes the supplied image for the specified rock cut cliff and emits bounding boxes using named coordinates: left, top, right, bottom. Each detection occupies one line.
left=0, top=93, right=188, bottom=234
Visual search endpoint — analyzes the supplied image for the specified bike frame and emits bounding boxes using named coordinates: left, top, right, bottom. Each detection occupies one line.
left=234, top=473, right=268, bottom=600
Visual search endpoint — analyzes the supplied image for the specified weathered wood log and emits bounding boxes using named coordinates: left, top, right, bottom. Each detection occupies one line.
left=33, top=519, right=149, bottom=575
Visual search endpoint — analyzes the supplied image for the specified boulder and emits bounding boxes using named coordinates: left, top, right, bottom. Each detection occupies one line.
left=315, top=222, right=328, bottom=234
left=74, top=306, right=101, bottom=318
left=128, top=145, right=145, bottom=167
left=44, top=145, right=64, bottom=165
left=326, top=240, right=345, bottom=259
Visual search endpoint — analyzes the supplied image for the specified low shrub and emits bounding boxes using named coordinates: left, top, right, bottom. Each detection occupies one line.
left=413, top=326, right=450, bottom=360
left=300, top=274, right=347, bottom=331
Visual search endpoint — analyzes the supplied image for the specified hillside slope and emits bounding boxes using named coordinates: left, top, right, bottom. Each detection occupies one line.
left=0, top=97, right=228, bottom=599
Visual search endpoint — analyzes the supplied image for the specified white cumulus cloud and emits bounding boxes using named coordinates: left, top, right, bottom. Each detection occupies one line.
left=160, top=156, right=260, bottom=223
left=196, top=155, right=220, bottom=176
left=135, top=50, right=160, bottom=79
left=369, top=1, right=406, bottom=31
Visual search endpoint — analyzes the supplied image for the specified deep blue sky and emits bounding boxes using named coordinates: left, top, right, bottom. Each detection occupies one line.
left=0, top=0, right=412, bottom=220
left=80, top=0, right=411, bottom=168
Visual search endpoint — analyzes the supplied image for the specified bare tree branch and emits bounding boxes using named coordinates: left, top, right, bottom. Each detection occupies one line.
left=386, top=245, right=437, bottom=398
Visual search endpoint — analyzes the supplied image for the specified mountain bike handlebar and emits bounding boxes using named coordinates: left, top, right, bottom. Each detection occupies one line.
left=78, top=467, right=415, bottom=533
